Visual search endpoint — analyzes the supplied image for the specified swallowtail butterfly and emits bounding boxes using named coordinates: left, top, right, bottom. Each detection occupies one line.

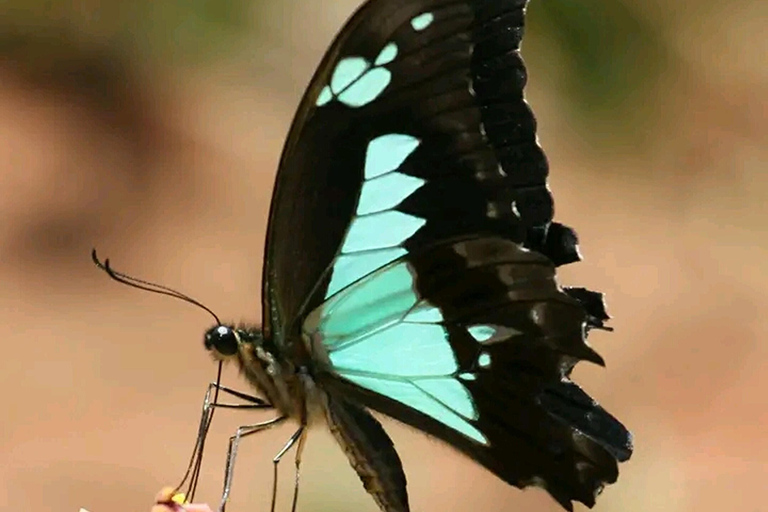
left=100, top=1, right=633, bottom=511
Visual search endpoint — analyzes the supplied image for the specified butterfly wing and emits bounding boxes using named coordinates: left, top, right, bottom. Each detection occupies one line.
left=308, top=238, right=631, bottom=510
left=261, top=0, right=632, bottom=509
left=263, top=0, right=576, bottom=341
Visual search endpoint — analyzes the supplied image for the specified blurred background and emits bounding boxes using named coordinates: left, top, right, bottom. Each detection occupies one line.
left=1, top=0, right=765, bottom=511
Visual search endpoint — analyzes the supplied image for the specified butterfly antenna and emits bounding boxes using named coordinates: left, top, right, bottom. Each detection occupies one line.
left=91, top=249, right=222, bottom=326
left=92, top=249, right=226, bottom=503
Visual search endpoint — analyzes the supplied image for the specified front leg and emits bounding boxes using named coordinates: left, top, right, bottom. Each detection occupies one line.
left=177, top=382, right=275, bottom=502
left=218, top=415, right=289, bottom=512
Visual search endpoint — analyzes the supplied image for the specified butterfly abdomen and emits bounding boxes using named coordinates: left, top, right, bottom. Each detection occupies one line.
left=324, top=393, right=410, bottom=512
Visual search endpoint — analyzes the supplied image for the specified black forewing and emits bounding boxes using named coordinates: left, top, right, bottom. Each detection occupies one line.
left=262, top=0, right=578, bottom=343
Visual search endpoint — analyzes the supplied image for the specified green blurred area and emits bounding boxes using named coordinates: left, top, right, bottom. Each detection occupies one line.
left=529, top=0, right=669, bottom=143
left=1, top=0, right=258, bottom=62
left=0, top=0, right=679, bottom=152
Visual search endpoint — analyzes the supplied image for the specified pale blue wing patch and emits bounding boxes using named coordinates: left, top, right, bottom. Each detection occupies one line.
left=403, top=303, right=444, bottom=323
left=467, top=324, right=522, bottom=344
left=313, top=261, right=417, bottom=347
left=414, top=378, right=477, bottom=419
left=468, top=325, right=496, bottom=342
left=330, top=57, right=368, bottom=94
left=316, top=86, right=333, bottom=107
left=356, top=172, right=425, bottom=215
left=341, top=211, right=425, bottom=253
left=329, top=323, right=455, bottom=375
left=315, top=42, right=399, bottom=108
left=340, top=374, right=488, bottom=444
left=410, top=12, right=434, bottom=31
left=338, top=68, right=392, bottom=107
left=304, top=261, right=488, bottom=445
left=322, top=134, right=424, bottom=299
left=478, top=352, right=492, bottom=369
left=364, top=134, right=421, bottom=179
left=374, top=42, right=398, bottom=66
left=326, top=247, right=407, bottom=298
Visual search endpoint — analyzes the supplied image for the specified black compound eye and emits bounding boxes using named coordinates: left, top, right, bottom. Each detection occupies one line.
left=204, top=326, right=239, bottom=356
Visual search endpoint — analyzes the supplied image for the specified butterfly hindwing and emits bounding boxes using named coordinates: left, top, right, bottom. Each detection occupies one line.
left=308, top=238, right=631, bottom=509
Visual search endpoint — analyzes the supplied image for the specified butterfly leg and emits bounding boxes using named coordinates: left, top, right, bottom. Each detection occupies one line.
left=179, top=382, right=275, bottom=502
left=209, top=382, right=273, bottom=408
left=289, top=427, right=308, bottom=512
left=270, top=425, right=306, bottom=512
left=218, top=415, right=289, bottom=512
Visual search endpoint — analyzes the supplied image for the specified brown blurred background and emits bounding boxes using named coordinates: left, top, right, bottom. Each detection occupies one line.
left=1, top=1, right=766, bottom=511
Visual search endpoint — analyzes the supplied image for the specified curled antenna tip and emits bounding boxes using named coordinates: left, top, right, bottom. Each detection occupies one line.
left=90, top=247, right=223, bottom=326
left=91, top=248, right=108, bottom=270
left=91, top=248, right=115, bottom=277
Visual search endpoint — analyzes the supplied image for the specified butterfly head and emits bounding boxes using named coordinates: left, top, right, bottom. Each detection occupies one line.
left=204, top=325, right=239, bottom=358
left=203, top=323, right=305, bottom=417
left=203, top=323, right=283, bottom=389
left=204, top=324, right=264, bottom=361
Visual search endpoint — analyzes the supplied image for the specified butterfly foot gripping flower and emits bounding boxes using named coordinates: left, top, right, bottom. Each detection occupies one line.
left=150, top=486, right=213, bottom=512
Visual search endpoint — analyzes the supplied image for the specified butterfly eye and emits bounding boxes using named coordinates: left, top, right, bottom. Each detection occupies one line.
left=204, top=325, right=239, bottom=356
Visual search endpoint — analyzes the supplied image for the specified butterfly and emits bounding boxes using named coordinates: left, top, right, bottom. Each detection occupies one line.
left=97, top=0, right=632, bottom=511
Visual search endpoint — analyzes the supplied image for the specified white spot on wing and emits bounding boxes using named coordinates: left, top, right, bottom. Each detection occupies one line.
left=338, top=67, right=391, bottom=107
left=314, top=262, right=419, bottom=344
left=410, top=12, right=434, bottom=31
left=415, top=378, right=477, bottom=419
left=337, top=374, right=488, bottom=445
left=342, top=211, right=425, bottom=253
left=364, top=134, right=421, bottom=179
left=356, top=172, right=425, bottom=215
left=326, top=247, right=406, bottom=298
left=468, top=324, right=523, bottom=344
left=316, top=85, right=333, bottom=106
left=317, top=40, right=399, bottom=108
left=375, top=42, right=398, bottom=66
left=468, top=325, right=496, bottom=342
left=322, top=134, right=423, bottom=299
left=404, top=303, right=444, bottom=323
left=330, top=57, right=368, bottom=94
left=330, top=323, right=455, bottom=376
